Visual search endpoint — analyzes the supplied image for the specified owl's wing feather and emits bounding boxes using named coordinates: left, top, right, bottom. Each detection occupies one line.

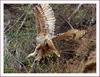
left=33, top=5, right=46, bottom=35
left=52, top=29, right=86, bottom=41
left=33, top=4, right=56, bottom=38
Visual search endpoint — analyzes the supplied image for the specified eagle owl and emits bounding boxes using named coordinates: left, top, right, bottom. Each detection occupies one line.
left=27, top=4, right=86, bottom=62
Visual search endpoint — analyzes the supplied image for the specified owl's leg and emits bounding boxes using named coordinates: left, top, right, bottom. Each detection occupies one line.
left=34, top=49, right=42, bottom=62
left=47, top=39, right=60, bottom=57
left=27, top=44, right=41, bottom=58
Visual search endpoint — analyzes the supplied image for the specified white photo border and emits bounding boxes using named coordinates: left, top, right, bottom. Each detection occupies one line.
left=0, top=0, right=99, bottom=77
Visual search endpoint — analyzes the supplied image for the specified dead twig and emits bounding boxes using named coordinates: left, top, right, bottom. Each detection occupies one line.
left=5, top=13, right=25, bottom=33
left=59, top=15, right=74, bottom=29
left=68, top=4, right=82, bottom=21
left=16, top=14, right=27, bottom=35
left=7, top=51, right=28, bottom=73
left=29, top=60, right=39, bottom=73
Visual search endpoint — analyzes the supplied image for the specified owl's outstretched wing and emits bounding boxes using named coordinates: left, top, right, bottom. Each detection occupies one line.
left=33, top=4, right=56, bottom=39
left=52, top=29, right=86, bottom=41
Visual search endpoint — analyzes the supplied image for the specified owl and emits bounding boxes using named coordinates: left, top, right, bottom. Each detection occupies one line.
left=27, top=4, right=86, bottom=62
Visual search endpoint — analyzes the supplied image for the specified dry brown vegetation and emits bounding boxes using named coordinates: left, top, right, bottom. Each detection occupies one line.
left=4, top=4, right=96, bottom=73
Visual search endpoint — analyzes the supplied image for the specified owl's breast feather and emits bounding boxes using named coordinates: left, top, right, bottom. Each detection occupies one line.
left=36, top=35, right=47, bottom=44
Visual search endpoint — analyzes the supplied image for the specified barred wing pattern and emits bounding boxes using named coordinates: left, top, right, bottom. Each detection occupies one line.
left=33, top=4, right=56, bottom=39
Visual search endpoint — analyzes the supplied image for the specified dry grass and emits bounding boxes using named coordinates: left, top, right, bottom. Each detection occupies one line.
left=4, top=4, right=96, bottom=73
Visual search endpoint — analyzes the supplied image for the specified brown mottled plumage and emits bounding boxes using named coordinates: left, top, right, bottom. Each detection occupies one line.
left=27, top=4, right=86, bottom=62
